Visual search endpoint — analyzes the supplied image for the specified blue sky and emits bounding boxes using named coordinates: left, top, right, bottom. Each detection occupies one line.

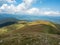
left=0, top=0, right=60, bottom=16
left=33, top=0, right=60, bottom=10
left=16, top=0, right=60, bottom=10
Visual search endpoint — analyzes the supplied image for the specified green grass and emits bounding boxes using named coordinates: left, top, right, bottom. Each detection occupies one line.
left=0, top=32, right=60, bottom=45
left=0, top=20, right=60, bottom=45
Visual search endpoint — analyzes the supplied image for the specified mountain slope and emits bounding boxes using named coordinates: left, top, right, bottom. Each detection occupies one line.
left=27, top=20, right=57, bottom=29
left=0, top=20, right=60, bottom=34
left=15, top=20, right=60, bottom=34
left=0, top=20, right=60, bottom=45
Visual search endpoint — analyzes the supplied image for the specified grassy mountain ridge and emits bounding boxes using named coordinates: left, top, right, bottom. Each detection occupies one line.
left=0, top=20, right=60, bottom=45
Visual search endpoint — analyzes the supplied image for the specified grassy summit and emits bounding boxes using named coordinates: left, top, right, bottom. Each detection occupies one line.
left=0, top=20, right=60, bottom=45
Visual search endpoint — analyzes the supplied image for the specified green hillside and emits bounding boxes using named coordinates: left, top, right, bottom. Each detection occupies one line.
left=0, top=20, right=60, bottom=45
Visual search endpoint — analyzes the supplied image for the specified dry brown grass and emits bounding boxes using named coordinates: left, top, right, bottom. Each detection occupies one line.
left=0, top=20, right=60, bottom=45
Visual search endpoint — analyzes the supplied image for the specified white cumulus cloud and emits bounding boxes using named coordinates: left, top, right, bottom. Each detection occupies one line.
left=0, top=0, right=60, bottom=16
left=0, top=0, right=16, bottom=5
left=26, top=8, right=60, bottom=16
left=26, top=8, right=40, bottom=15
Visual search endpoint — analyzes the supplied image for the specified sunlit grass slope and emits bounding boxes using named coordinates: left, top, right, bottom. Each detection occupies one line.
left=0, top=20, right=60, bottom=45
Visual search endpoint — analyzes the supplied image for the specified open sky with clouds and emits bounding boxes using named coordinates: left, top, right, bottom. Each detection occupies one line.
left=0, top=0, right=60, bottom=16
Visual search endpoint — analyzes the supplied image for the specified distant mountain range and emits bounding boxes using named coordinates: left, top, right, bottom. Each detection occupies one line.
left=0, top=14, right=60, bottom=24
left=0, top=14, right=18, bottom=24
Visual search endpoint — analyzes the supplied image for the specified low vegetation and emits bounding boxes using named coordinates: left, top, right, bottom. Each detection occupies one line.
left=0, top=20, right=60, bottom=45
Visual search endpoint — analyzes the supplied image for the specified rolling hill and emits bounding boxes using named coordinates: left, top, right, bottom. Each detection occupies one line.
left=0, top=20, right=60, bottom=45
